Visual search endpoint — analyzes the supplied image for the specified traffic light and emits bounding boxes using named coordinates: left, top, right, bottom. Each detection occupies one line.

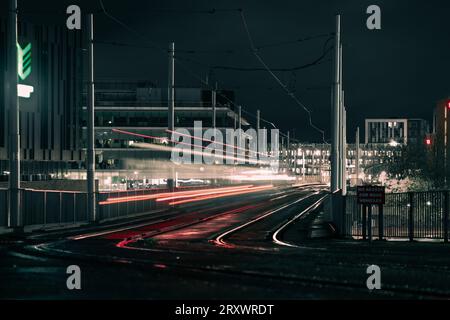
left=425, top=138, right=432, bottom=146
left=447, top=100, right=450, bottom=110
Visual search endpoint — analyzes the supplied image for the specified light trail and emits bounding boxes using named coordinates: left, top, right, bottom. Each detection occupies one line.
left=99, top=185, right=255, bottom=205
left=112, top=128, right=167, bottom=141
left=156, top=185, right=263, bottom=202
left=213, top=191, right=320, bottom=247
left=166, top=129, right=270, bottom=157
left=272, top=195, right=328, bottom=248
left=114, top=128, right=269, bottom=165
left=168, top=185, right=274, bottom=205
left=115, top=204, right=258, bottom=249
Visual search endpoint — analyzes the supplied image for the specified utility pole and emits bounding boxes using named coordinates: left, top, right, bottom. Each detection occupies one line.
left=355, top=126, right=360, bottom=186
left=8, top=0, right=21, bottom=229
left=87, top=14, right=96, bottom=222
left=342, top=104, right=347, bottom=195
left=338, top=45, right=344, bottom=191
left=211, top=82, right=217, bottom=129
left=302, top=149, right=306, bottom=180
left=168, top=42, right=175, bottom=191
left=256, top=109, right=260, bottom=131
left=287, top=131, right=291, bottom=174
left=238, top=105, right=242, bottom=130
left=331, top=15, right=341, bottom=193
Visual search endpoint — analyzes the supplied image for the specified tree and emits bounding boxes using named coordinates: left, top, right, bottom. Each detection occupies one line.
left=380, top=143, right=444, bottom=191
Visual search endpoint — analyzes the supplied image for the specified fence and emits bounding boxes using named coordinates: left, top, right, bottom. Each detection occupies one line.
left=0, top=185, right=213, bottom=227
left=343, top=190, right=450, bottom=241
left=97, top=188, right=166, bottom=220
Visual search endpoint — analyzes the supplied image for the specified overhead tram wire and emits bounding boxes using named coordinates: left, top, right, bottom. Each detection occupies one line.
left=239, top=9, right=329, bottom=144
left=97, top=1, right=323, bottom=138
left=97, top=0, right=287, bottom=135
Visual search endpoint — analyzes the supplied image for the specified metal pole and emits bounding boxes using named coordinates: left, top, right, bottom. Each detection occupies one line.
left=8, top=0, right=21, bottom=229
left=302, top=150, right=305, bottom=180
left=355, top=126, right=360, bottom=186
left=408, top=192, right=414, bottom=242
left=212, top=83, right=217, bottom=129
left=87, top=14, right=96, bottom=222
left=362, top=205, right=367, bottom=240
left=444, top=190, right=449, bottom=243
left=338, top=48, right=343, bottom=191
left=167, top=42, right=175, bottom=191
left=331, top=15, right=341, bottom=193
left=342, top=106, right=347, bottom=195
left=256, top=109, right=260, bottom=131
left=287, top=131, right=291, bottom=174
left=238, top=105, right=242, bottom=130
left=378, top=204, right=384, bottom=240
left=445, top=106, right=448, bottom=187
left=368, top=205, right=372, bottom=242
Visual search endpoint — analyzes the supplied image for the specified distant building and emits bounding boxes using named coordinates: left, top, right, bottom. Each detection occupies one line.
left=432, top=98, right=450, bottom=182
left=82, top=80, right=249, bottom=170
left=407, top=119, right=430, bottom=146
left=365, top=118, right=429, bottom=146
left=289, top=143, right=403, bottom=185
left=0, top=18, right=84, bottom=181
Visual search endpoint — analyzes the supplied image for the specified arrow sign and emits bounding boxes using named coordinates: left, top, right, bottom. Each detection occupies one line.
left=17, top=43, right=32, bottom=81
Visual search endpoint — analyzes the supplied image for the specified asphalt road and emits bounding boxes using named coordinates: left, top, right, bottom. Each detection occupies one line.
left=1, top=184, right=450, bottom=299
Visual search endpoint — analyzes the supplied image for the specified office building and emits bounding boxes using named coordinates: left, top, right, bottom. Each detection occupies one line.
left=0, top=18, right=84, bottom=181
left=365, top=118, right=429, bottom=146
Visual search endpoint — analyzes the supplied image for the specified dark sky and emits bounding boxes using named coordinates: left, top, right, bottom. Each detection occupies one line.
left=13, top=0, right=450, bottom=142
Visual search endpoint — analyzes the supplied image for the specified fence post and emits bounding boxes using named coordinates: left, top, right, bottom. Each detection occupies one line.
left=408, top=192, right=414, bottom=242
left=444, top=191, right=449, bottom=243
left=368, top=205, right=372, bottom=242
left=341, top=194, right=347, bottom=237
left=378, top=204, right=384, bottom=240
left=362, top=205, right=367, bottom=240
left=43, top=192, right=47, bottom=225
left=73, top=193, right=76, bottom=223
left=59, top=192, right=63, bottom=223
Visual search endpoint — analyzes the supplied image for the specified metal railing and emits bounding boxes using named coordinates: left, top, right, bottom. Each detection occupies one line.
left=0, top=189, right=7, bottom=226
left=0, top=185, right=221, bottom=228
left=344, top=190, right=450, bottom=241
left=97, top=188, right=163, bottom=220
left=97, top=185, right=217, bottom=220
left=0, top=188, right=88, bottom=227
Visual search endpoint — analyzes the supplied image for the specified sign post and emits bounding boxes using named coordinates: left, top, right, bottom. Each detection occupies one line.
left=357, top=186, right=386, bottom=241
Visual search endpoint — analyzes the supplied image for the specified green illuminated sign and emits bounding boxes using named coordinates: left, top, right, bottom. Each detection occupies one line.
left=17, top=43, right=31, bottom=80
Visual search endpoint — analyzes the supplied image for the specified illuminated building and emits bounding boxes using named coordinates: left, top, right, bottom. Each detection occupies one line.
left=0, top=18, right=84, bottom=181
left=432, top=98, right=450, bottom=184
left=365, top=118, right=429, bottom=146
left=84, top=80, right=249, bottom=170
left=289, top=143, right=403, bottom=185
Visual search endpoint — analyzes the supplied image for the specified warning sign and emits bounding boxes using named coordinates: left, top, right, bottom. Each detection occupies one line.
left=357, top=186, right=385, bottom=205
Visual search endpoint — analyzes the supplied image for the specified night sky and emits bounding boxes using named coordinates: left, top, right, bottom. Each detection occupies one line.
left=10, top=0, right=450, bottom=142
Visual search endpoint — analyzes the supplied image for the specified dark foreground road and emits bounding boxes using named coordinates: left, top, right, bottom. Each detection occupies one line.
left=1, top=184, right=450, bottom=299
